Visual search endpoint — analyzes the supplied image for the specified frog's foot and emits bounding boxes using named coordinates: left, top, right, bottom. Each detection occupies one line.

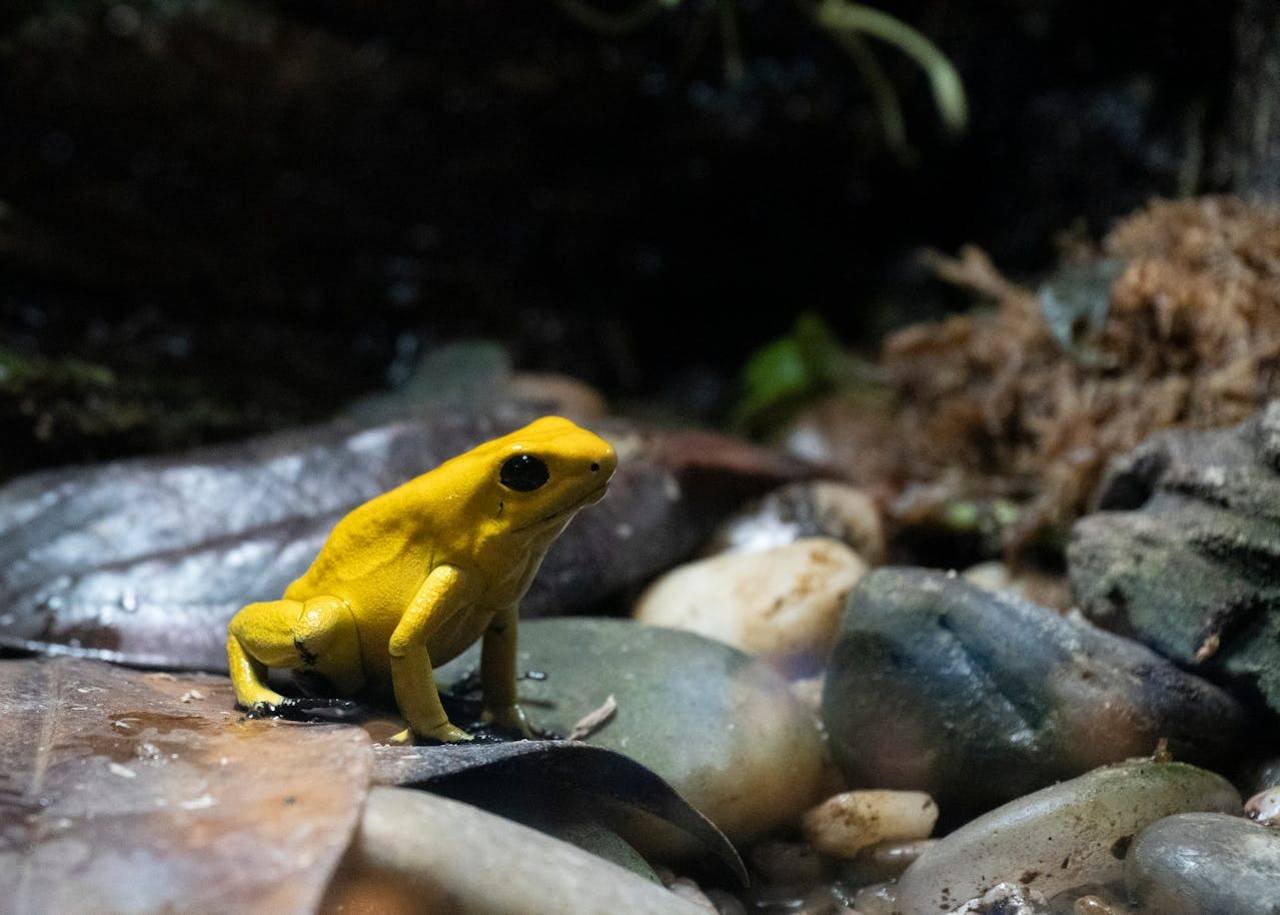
left=236, top=684, right=285, bottom=717
left=245, top=699, right=284, bottom=719
left=388, top=723, right=475, bottom=745
left=482, top=703, right=534, bottom=738
left=247, top=696, right=357, bottom=720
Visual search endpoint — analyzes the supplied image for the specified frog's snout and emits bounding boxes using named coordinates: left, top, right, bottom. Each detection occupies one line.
left=591, top=441, right=618, bottom=482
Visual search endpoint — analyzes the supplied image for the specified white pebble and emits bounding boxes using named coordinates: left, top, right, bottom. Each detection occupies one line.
left=1246, top=786, right=1280, bottom=826
left=802, top=790, right=938, bottom=859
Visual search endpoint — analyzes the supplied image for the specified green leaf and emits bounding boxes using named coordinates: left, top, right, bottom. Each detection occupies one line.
left=732, top=313, right=844, bottom=428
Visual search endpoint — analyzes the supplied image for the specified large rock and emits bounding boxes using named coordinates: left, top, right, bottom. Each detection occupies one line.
left=1126, top=812, right=1280, bottom=915
left=822, top=568, right=1246, bottom=815
left=633, top=537, right=867, bottom=674
left=1069, top=401, right=1280, bottom=714
left=894, top=760, right=1241, bottom=914
left=437, top=618, right=825, bottom=843
left=324, top=786, right=706, bottom=915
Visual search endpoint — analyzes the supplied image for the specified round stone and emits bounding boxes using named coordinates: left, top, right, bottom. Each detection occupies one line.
left=1126, top=812, right=1280, bottom=915
left=437, top=617, right=825, bottom=842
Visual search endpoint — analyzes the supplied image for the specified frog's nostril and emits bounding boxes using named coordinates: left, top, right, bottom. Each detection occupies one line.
left=590, top=463, right=600, bottom=472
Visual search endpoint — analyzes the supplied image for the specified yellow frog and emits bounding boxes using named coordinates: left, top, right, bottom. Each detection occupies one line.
left=226, top=416, right=617, bottom=743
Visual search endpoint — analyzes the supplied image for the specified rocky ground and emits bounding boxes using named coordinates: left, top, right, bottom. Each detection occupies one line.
left=4, top=311, right=1280, bottom=914
left=2, top=0, right=1280, bottom=907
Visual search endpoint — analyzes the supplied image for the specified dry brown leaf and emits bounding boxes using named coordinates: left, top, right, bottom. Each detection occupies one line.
left=0, top=657, right=372, bottom=914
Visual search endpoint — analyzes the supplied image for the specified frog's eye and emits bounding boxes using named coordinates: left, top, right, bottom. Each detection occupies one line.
left=500, top=454, right=550, bottom=492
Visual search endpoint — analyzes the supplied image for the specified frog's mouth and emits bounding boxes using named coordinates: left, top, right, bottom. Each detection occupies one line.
left=513, top=483, right=609, bottom=533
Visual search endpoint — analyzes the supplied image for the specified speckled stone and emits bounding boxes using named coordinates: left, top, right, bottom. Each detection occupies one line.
left=894, top=760, right=1240, bottom=913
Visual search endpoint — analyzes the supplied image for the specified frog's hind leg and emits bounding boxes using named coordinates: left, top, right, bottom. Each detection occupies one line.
left=226, top=595, right=364, bottom=713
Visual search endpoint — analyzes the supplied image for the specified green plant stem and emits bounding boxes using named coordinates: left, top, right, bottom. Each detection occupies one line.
left=832, top=30, right=912, bottom=159
left=813, top=0, right=967, bottom=134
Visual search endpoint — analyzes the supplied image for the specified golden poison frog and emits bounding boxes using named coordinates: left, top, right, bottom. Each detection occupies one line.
left=227, top=416, right=617, bottom=743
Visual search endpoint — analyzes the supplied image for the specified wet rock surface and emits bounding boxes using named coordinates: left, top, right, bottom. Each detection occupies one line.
left=1125, top=812, right=1280, bottom=915
left=633, top=537, right=867, bottom=674
left=437, top=617, right=825, bottom=843
left=822, top=568, right=1246, bottom=815
left=1070, top=401, right=1280, bottom=713
left=894, top=760, right=1241, bottom=914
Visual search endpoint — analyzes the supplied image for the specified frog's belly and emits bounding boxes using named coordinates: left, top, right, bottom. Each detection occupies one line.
left=426, top=605, right=496, bottom=667
left=357, top=602, right=494, bottom=689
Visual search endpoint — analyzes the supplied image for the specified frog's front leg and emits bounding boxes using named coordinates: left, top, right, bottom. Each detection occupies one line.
left=388, top=563, right=475, bottom=744
left=480, top=605, right=533, bottom=737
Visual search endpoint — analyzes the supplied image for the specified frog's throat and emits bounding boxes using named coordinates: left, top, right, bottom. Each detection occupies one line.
left=510, top=482, right=608, bottom=534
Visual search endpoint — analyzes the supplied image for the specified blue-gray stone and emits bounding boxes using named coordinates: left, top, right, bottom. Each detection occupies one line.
left=823, top=568, right=1246, bottom=815
left=1126, top=813, right=1280, bottom=915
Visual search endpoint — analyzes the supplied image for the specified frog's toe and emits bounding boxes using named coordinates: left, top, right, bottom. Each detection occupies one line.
left=245, top=700, right=283, bottom=719
left=386, top=724, right=473, bottom=744
left=483, top=704, right=533, bottom=738
left=422, top=722, right=475, bottom=744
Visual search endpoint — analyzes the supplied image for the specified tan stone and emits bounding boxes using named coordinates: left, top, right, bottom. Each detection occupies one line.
left=802, top=790, right=938, bottom=859
left=635, top=537, right=867, bottom=670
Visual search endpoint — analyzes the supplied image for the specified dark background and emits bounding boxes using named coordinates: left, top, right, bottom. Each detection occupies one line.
left=0, top=0, right=1270, bottom=473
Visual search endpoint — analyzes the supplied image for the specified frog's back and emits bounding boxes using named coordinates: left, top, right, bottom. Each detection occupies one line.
left=285, top=473, right=445, bottom=603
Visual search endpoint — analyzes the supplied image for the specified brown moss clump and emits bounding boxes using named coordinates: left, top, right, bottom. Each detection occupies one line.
left=881, top=196, right=1280, bottom=549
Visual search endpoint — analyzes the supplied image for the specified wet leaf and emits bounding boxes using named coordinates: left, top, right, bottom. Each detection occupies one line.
left=0, top=657, right=372, bottom=914
left=733, top=313, right=849, bottom=428
left=0, top=405, right=807, bottom=669
left=372, top=740, right=748, bottom=884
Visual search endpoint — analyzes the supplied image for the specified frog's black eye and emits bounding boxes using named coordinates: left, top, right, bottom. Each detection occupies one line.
left=500, top=454, right=550, bottom=492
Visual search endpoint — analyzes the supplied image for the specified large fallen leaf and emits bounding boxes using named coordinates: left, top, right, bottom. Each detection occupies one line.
left=0, top=406, right=807, bottom=669
left=0, top=657, right=371, bottom=914
left=372, top=741, right=747, bottom=884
